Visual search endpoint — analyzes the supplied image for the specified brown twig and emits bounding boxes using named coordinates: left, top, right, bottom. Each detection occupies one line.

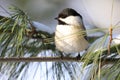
left=0, top=57, right=119, bottom=63
left=108, top=27, right=113, bottom=54
left=0, top=57, right=78, bottom=62
left=108, top=0, right=115, bottom=54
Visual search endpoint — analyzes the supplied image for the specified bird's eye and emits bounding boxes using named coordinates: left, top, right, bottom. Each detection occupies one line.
left=61, top=15, right=67, bottom=18
left=59, top=14, right=67, bottom=18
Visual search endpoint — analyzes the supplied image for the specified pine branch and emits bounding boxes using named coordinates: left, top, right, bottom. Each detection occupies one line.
left=0, top=56, right=119, bottom=63
left=0, top=57, right=78, bottom=62
left=0, top=15, right=53, bottom=41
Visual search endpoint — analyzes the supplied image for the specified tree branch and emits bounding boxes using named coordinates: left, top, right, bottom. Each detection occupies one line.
left=0, top=57, right=78, bottom=62
left=0, top=57, right=119, bottom=63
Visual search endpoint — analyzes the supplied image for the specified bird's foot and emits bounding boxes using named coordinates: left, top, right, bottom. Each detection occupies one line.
left=76, top=54, right=81, bottom=60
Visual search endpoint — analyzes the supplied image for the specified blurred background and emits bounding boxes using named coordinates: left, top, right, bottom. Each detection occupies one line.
left=0, top=0, right=84, bottom=32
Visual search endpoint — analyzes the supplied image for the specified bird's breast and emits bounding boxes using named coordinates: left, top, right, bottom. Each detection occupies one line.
left=55, top=25, right=89, bottom=53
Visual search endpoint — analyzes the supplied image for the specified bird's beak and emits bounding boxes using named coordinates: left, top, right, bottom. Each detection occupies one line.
left=54, top=17, right=58, bottom=20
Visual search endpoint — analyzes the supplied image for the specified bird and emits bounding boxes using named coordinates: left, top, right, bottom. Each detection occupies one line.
left=54, top=8, right=89, bottom=57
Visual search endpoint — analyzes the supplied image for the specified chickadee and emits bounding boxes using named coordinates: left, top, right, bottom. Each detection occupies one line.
left=55, top=8, right=89, bottom=55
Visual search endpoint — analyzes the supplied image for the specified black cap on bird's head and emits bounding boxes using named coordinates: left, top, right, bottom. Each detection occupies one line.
left=55, top=8, right=83, bottom=25
left=55, top=8, right=82, bottom=19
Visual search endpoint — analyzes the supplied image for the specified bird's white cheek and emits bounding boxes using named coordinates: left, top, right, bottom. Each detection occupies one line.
left=59, top=16, right=82, bottom=26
